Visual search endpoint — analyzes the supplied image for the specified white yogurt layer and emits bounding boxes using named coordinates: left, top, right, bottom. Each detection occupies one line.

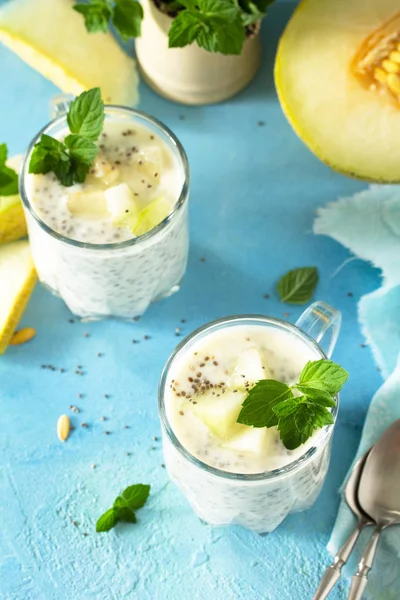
left=23, top=113, right=189, bottom=319
left=161, top=321, right=335, bottom=533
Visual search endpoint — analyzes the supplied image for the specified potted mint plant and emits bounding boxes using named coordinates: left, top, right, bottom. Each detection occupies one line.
left=74, top=0, right=275, bottom=105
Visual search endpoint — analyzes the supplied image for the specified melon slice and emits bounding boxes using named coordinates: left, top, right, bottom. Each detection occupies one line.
left=193, top=390, right=246, bottom=439
left=0, top=155, right=27, bottom=244
left=221, top=426, right=271, bottom=454
left=129, top=196, right=173, bottom=236
left=0, top=240, right=37, bottom=354
left=104, top=184, right=139, bottom=225
left=67, top=190, right=108, bottom=218
left=275, top=0, right=400, bottom=182
left=0, top=0, right=139, bottom=106
left=231, top=347, right=270, bottom=389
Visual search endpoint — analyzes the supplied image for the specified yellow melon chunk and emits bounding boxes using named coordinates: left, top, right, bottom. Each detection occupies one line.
left=0, top=240, right=37, bottom=354
left=0, top=155, right=27, bottom=244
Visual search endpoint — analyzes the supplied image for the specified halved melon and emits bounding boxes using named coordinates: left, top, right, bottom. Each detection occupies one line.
left=275, top=0, right=400, bottom=182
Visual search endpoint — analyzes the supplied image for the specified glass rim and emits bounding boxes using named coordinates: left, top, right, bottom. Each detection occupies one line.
left=158, top=314, right=339, bottom=482
left=19, top=105, right=190, bottom=251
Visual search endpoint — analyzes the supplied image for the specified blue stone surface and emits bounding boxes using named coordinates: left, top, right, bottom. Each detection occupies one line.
left=0, top=2, right=382, bottom=599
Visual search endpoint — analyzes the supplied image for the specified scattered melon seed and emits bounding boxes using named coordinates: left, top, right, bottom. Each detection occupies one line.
left=10, top=327, right=36, bottom=346
left=390, top=51, right=400, bottom=64
left=387, top=73, right=400, bottom=94
left=57, top=414, right=70, bottom=442
left=374, top=67, right=387, bottom=84
left=382, top=59, right=400, bottom=74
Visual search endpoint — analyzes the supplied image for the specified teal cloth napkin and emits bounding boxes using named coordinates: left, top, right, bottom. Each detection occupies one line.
left=314, top=185, right=400, bottom=600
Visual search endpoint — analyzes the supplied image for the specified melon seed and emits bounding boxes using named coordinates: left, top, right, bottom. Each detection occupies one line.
left=57, top=414, right=70, bottom=442
left=9, top=327, right=36, bottom=346
left=382, top=59, right=400, bottom=74
left=387, top=73, right=400, bottom=95
left=374, top=67, right=387, bottom=84
left=389, top=51, right=400, bottom=64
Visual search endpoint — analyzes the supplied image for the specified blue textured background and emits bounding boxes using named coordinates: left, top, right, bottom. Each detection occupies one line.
left=0, top=2, right=383, bottom=599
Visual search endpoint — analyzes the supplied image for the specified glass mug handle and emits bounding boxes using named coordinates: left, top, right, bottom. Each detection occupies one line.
left=49, top=93, right=74, bottom=119
left=295, top=301, right=341, bottom=358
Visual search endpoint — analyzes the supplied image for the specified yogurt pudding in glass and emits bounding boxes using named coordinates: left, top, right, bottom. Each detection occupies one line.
left=159, top=302, right=342, bottom=534
left=20, top=102, right=189, bottom=319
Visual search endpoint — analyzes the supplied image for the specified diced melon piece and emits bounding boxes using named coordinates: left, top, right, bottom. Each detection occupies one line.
left=134, top=146, right=165, bottom=180
left=0, top=0, right=139, bottom=106
left=129, top=196, right=173, bottom=236
left=0, top=154, right=27, bottom=244
left=231, top=347, right=271, bottom=389
left=104, top=183, right=139, bottom=226
left=89, top=157, right=120, bottom=186
left=0, top=240, right=37, bottom=354
left=67, top=190, right=108, bottom=218
left=221, top=426, right=272, bottom=454
left=193, top=389, right=246, bottom=439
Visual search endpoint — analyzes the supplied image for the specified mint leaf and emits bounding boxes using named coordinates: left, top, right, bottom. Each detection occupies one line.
left=278, top=404, right=315, bottom=450
left=0, top=144, right=18, bottom=196
left=295, top=385, right=335, bottom=407
left=237, top=380, right=293, bottom=428
left=311, top=404, right=335, bottom=428
left=65, top=134, right=98, bottom=166
left=0, top=143, right=8, bottom=167
left=273, top=396, right=304, bottom=418
left=239, top=0, right=275, bottom=26
left=276, top=267, right=319, bottom=304
left=119, top=507, right=137, bottom=523
left=96, top=507, right=120, bottom=532
left=97, top=482, right=150, bottom=533
left=29, top=134, right=70, bottom=176
left=73, top=1, right=112, bottom=33
left=112, top=0, right=143, bottom=40
left=67, top=87, right=104, bottom=141
left=121, top=484, right=151, bottom=510
left=169, top=0, right=246, bottom=55
left=299, top=359, right=349, bottom=396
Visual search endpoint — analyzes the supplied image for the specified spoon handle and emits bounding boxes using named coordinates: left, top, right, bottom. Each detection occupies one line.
left=347, top=527, right=382, bottom=600
left=313, top=522, right=365, bottom=600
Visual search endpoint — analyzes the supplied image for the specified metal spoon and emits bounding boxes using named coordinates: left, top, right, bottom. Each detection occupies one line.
left=313, top=451, right=373, bottom=600
left=348, top=419, right=400, bottom=600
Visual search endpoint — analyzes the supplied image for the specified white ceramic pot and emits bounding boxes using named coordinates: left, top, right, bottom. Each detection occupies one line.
left=135, top=0, right=261, bottom=105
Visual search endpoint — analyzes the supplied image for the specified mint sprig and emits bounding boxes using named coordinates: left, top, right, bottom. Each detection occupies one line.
left=277, top=267, right=319, bottom=305
left=237, top=359, right=348, bottom=450
left=168, top=0, right=246, bottom=55
left=96, top=483, right=150, bottom=532
left=75, top=0, right=275, bottom=56
left=74, top=0, right=143, bottom=40
left=28, top=88, right=104, bottom=187
left=0, top=143, right=19, bottom=196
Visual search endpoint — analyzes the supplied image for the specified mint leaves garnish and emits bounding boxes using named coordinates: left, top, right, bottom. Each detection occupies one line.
left=0, top=144, right=18, bottom=196
left=29, top=88, right=104, bottom=187
left=237, top=359, right=348, bottom=450
left=96, top=483, right=150, bottom=532
left=169, top=0, right=245, bottom=55
left=74, top=0, right=143, bottom=40
left=75, top=0, right=275, bottom=55
left=277, top=266, right=319, bottom=305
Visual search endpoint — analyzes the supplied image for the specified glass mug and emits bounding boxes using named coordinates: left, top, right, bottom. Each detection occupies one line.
left=19, top=95, right=190, bottom=320
left=159, top=301, right=342, bottom=534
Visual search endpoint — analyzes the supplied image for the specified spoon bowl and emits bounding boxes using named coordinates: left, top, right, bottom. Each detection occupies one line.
left=348, top=419, right=400, bottom=600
